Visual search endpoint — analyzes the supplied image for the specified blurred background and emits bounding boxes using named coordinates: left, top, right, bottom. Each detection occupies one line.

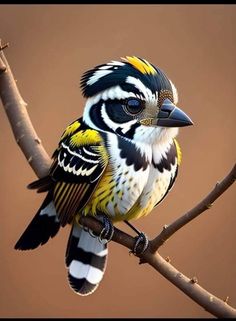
left=0, top=4, right=235, bottom=318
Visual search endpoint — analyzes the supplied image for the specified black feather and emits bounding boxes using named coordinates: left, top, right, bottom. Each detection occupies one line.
left=14, top=193, right=60, bottom=250
left=27, top=176, right=53, bottom=190
left=80, top=59, right=172, bottom=98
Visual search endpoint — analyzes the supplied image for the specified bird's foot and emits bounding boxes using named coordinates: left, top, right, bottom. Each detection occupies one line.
left=97, top=214, right=114, bottom=244
left=131, top=232, right=149, bottom=256
left=81, top=214, right=114, bottom=243
left=124, top=220, right=149, bottom=255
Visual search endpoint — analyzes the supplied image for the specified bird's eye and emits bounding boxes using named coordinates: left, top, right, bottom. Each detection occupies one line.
left=124, top=98, right=144, bottom=115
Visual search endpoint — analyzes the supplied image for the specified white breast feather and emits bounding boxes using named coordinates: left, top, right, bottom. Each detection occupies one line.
left=106, top=133, right=150, bottom=216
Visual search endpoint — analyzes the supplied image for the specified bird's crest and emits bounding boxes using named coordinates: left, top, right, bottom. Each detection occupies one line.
left=80, top=56, right=170, bottom=98
left=122, top=56, right=157, bottom=76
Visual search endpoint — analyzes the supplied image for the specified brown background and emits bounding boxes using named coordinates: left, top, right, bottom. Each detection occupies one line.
left=0, top=4, right=235, bottom=318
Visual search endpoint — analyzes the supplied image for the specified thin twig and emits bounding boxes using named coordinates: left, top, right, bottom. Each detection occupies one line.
left=150, top=164, right=236, bottom=251
left=0, top=41, right=9, bottom=51
left=0, top=42, right=235, bottom=318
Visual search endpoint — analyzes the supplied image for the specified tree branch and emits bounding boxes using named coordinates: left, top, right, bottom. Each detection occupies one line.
left=80, top=216, right=236, bottom=318
left=1, top=41, right=235, bottom=318
left=151, top=164, right=236, bottom=251
left=0, top=40, right=51, bottom=177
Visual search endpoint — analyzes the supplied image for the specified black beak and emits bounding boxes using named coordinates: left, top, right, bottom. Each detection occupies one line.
left=156, top=99, right=193, bottom=127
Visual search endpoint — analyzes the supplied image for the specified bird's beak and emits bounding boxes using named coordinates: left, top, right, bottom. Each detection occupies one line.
left=155, top=98, right=193, bottom=127
left=139, top=99, right=193, bottom=127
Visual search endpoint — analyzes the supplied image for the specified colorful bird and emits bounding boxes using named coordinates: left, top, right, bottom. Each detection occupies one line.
left=15, top=56, right=193, bottom=296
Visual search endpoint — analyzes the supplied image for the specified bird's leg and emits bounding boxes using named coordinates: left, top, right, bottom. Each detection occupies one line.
left=124, top=220, right=142, bottom=235
left=124, top=220, right=149, bottom=255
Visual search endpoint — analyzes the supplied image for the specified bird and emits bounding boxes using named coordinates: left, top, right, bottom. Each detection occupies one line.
left=14, top=56, right=193, bottom=296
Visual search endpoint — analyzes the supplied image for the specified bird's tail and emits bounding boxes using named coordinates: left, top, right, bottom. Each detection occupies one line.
left=65, top=222, right=108, bottom=296
left=14, top=191, right=61, bottom=250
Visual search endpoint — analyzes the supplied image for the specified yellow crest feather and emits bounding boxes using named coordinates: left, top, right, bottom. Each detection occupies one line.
left=122, top=56, right=157, bottom=75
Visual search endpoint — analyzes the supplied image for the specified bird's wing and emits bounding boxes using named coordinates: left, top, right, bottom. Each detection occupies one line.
left=28, top=118, right=109, bottom=227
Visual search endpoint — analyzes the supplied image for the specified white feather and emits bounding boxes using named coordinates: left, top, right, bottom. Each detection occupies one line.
left=169, top=79, right=178, bottom=104
left=69, top=260, right=104, bottom=284
left=104, top=133, right=150, bottom=216
left=78, top=231, right=108, bottom=257
left=108, top=60, right=125, bottom=66
left=126, top=76, right=158, bottom=103
left=40, top=201, right=57, bottom=217
left=87, top=70, right=113, bottom=86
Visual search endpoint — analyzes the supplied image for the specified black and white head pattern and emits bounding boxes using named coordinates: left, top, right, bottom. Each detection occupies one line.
left=81, top=56, right=179, bottom=143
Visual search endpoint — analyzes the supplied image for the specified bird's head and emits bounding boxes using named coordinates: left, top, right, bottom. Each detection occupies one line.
left=81, top=56, right=193, bottom=144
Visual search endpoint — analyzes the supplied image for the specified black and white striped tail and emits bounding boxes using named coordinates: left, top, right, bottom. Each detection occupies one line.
left=14, top=192, right=60, bottom=250
left=66, top=223, right=108, bottom=296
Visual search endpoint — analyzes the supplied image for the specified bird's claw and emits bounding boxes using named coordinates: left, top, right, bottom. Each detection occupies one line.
left=97, top=214, right=114, bottom=244
left=131, top=232, right=149, bottom=255
left=81, top=215, right=114, bottom=242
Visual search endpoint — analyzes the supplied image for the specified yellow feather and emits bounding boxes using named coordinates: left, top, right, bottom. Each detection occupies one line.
left=122, top=56, right=157, bottom=75
left=84, top=165, right=115, bottom=216
left=61, top=120, right=80, bottom=140
left=93, top=145, right=108, bottom=167
left=174, top=138, right=182, bottom=165
left=70, top=129, right=102, bottom=146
